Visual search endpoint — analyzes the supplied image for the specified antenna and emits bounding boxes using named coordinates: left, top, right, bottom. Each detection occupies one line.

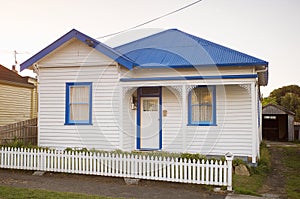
left=13, top=50, right=18, bottom=64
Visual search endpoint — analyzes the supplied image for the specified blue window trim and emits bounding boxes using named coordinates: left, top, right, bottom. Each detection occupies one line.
left=137, top=87, right=162, bottom=150
left=65, top=82, right=92, bottom=125
left=188, top=85, right=216, bottom=126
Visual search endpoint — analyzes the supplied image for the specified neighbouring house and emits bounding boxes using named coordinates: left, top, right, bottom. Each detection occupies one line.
left=294, top=122, right=300, bottom=140
left=20, top=29, right=269, bottom=164
left=262, top=104, right=295, bottom=141
left=0, top=64, right=37, bottom=126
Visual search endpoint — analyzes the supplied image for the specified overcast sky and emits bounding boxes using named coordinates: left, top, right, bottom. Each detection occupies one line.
left=0, top=0, right=299, bottom=96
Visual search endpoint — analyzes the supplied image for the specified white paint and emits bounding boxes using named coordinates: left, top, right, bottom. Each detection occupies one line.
left=37, top=39, right=120, bottom=150
left=140, top=97, right=160, bottom=149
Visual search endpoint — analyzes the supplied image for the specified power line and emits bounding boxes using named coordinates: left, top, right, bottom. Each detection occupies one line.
left=96, top=0, right=202, bottom=39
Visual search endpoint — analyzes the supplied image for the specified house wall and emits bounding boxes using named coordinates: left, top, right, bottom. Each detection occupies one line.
left=28, top=78, right=38, bottom=118
left=0, top=83, right=33, bottom=126
left=121, top=66, right=254, bottom=78
left=122, top=84, right=254, bottom=158
left=185, top=85, right=252, bottom=157
left=122, top=89, right=137, bottom=151
left=161, top=87, right=184, bottom=151
left=37, top=39, right=121, bottom=150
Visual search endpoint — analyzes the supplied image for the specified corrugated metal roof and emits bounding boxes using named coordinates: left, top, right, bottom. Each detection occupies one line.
left=115, top=29, right=268, bottom=68
left=115, top=29, right=269, bottom=85
left=0, top=64, right=33, bottom=87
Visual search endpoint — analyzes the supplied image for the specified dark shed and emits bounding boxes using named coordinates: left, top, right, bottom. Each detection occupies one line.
left=262, top=104, right=295, bottom=141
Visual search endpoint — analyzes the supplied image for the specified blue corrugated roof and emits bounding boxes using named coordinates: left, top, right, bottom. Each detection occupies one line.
left=115, top=29, right=268, bottom=68
left=20, top=28, right=268, bottom=85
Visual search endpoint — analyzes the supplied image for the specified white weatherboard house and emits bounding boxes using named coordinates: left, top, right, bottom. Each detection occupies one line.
left=21, top=29, right=268, bottom=164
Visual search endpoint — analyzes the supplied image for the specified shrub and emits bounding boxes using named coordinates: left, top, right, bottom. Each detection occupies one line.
left=251, top=142, right=271, bottom=175
left=233, top=158, right=246, bottom=167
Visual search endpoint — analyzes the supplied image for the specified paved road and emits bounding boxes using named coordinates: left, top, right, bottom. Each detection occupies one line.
left=0, top=169, right=226, bottom=199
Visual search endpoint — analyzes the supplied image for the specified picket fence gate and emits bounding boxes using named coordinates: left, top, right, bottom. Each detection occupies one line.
left=0, top=147, right=233, bottom=190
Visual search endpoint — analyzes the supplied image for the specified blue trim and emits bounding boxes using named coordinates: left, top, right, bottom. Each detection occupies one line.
left=159, top=87, right=162, bottom=150
left=65, top=82, right=92, bottom=125
left=20, top=29, right=135, bottom=71
left=188, top=86, right=216, bottom=126
left=137, top=87, right=162, bottom=150
left=137, top=91, right=141, bottom=149
left=135, top=62, right=268, bottom=69
left=120, top=74, right=258, bottom=82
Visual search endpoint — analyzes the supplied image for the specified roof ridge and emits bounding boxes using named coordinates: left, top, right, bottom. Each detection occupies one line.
left=115, top=28, right=268, bottom=66
left=114, top=29, right=175, bottom=49
left=20, top=29, right=135, bottom=71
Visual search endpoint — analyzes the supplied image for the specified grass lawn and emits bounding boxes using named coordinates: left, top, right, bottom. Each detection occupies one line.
left=233, top=173, right=264, bottom=196
left=233, top=143, right=300, bottom=198
left=0, top=186, right=117, bottom=199
left=282, top=146, right=300, bottom=199
left=232, top=142, right=271, bottom=196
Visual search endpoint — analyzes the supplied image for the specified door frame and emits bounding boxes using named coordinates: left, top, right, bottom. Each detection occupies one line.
left=137, top=87, right=162, bottom=150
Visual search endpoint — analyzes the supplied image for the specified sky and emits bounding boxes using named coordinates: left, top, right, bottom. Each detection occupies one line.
left=0, top=0, right=299, bottom=97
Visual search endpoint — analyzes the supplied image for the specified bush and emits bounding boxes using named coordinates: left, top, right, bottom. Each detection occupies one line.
left=233, top=158, right=246, bottom=167
left=180, top=153, right=207, bottom=161
left=1, top=137, right=49, bottom=151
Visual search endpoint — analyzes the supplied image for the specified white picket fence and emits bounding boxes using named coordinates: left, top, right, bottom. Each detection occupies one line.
left=0, top=147, right=233, bottom=190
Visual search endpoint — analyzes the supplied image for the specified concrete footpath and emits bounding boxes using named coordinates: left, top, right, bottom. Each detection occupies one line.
left=225, top=193, right=281, bottom=199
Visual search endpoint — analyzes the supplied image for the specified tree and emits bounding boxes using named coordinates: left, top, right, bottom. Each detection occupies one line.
left=270, top=85, right=300, bottom=104
left=280, top=93, right=300, bottom=112
left=262, top=96, right=277, bottom=106
left=265, top=85, right=300, bottom=121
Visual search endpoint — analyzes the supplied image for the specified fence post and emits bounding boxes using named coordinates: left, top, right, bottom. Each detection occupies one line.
left=225, top=152, right=234, bottom=191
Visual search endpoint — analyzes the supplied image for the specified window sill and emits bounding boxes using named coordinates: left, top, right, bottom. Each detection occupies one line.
left=187, top=123, right=217, bottom=126
left=64, top=123, right=93, bottom=125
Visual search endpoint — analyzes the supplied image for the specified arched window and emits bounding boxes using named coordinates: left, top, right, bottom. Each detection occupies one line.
left=188, top=86, right=216, bottom=126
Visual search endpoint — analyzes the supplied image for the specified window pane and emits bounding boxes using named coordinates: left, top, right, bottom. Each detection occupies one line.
left=191, top=87, right=213, bottom=123
left=192, top=105, right=212, bottom=122
left=70, top=104, right=89, bottom=121
left=143, top=99, right=158, bottom=111
left=70, top=86, right=89, bottom=103
left=192, top=87, right=212, bottom=105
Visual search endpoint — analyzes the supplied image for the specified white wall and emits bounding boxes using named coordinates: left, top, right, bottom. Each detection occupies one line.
left=121, top=66, right=254, bottom=78
left=38, top=39, right=121, bottom=150
left=121, top=84, right=254, bottom=158
left=121, top=89, right=136, bottom=151
left=161, top=85, right=253, bottom=157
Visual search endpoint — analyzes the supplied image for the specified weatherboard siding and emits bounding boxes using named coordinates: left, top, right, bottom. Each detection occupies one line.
left=0, top=84, right=33, bottom=126
left=120, top=84, right=254, bottom=158
left=121, top=66, right=254, bottom=79
left=186, top=85, right=252, bottom=157
left=38, top=66, right=120, bottom=150
left=159, top=85, right=253, bottom=157
left=39, top=38, right=116, bottom=67
left=161, top=87, right=184, bottom=152
left=122, top=93, right=136, bottom=151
